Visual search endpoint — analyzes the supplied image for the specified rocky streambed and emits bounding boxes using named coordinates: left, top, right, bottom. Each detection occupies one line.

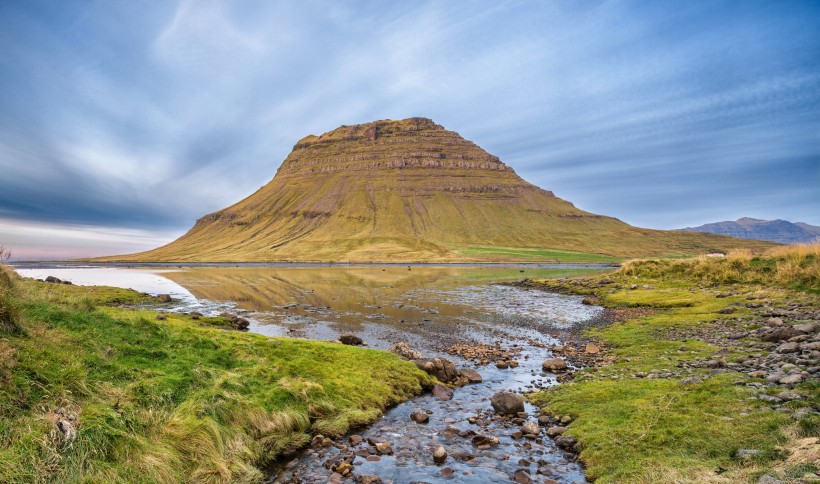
left=262, top=285, right=610, bottom=484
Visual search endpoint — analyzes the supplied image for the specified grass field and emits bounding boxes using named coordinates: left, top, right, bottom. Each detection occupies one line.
left=530, top=244, right=820, bottom=482
left=0, top=266, right=433, bottom=482
left=457, top=245, right=623, bottom=263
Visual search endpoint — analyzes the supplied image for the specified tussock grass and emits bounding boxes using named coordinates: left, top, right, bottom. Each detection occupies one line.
left=619, top=243, right=820, bottom=291
left=531, top=245, right=820, bottom=482
left=0, top=269, right=433, bottom=482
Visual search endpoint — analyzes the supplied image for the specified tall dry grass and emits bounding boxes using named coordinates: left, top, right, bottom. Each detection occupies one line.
left=0, top=264, right=20, bottom=332
left=619, top=243, right=820, bottom=290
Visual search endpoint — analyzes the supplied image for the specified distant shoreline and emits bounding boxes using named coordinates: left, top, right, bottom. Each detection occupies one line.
left=9, top=260, right=619, bottom=269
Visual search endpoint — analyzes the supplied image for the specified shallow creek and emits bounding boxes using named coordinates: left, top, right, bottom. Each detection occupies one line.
left=14, top=264, right=607, bottom=483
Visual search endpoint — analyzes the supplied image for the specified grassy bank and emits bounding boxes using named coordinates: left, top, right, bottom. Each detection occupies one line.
left=530, top=244, right=819, bottom=483
left=0, top=266, right=433, bottom=482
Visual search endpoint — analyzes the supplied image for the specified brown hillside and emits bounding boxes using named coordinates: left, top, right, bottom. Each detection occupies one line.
left=102, top=117, right=773, bottom=262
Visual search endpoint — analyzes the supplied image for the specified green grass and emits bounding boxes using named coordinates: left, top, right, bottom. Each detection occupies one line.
left=457, top=245, right=622, bottom=263
left=530, top=246, right=820, bottom=483
left=0, top=267, right=433, bottom=483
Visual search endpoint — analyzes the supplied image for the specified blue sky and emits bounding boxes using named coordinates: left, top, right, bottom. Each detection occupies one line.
left=1, top=0, right=818, bottom=259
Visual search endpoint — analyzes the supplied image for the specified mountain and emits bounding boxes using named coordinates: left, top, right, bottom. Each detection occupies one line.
left=681, top=218, right=820, bottom=245
left=103, top=118, right=772, bottom=262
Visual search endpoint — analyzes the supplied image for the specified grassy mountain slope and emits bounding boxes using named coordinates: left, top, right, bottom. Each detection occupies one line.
left=101, top=118, right=773, bottom=262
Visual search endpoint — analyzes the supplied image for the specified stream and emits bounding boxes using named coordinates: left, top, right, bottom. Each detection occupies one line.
left=13, top=264, right=608, bottom=483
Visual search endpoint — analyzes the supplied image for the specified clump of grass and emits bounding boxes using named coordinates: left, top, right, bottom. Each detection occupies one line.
left=0, top=264, right=20, bottom=332
left=0, top=277, right=434, bottom=482
left=619, top=243, right=820, bottom=291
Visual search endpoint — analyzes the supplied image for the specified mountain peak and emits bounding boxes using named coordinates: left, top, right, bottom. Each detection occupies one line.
left=295, top=117, right=444, bottom=148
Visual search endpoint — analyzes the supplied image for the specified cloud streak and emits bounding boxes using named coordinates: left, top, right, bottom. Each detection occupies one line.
left=0, top=0, right=818, bottom=258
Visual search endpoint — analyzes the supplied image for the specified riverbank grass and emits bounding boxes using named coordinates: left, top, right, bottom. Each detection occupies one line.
left=531, top=244, right=819, bottom=483
left=0, top=266, right=433, bottom=482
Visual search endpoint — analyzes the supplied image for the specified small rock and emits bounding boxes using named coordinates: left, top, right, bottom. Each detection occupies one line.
left=440, top=467, right=455, bottom=478
left=157, top=294, right=172, bottom=303
left=433, top=445, right=447, bottom=464
left=496, top=360, right=509, bottom=369
left=339, top=333, right=363, bottom=345
left=585, top=343, right=600, bottom=354
left=458, top=368, right=483, bottom=383
left=349, top=434, right=363, bottom=445
left=387, top=342, right=422, bottom=360
left=521, top=421, right=539, bottom=435
left=411, top=410, right=430, bottom=424
left=555, top=435, right=577, bottom=450
left=776, top=391, right=803, bottom=401
left=559, top=415, right=572, bottom=425
left=432, top=384, right=454, bottom=401
left=776, top=342, right=799, bottom=354
left=542, top=359, right=568, bottom=372
left=758, top=475, right=785, bottom=484
left=156, top=314, right=167, bottom=321
left=735, top=449, right=760, bottom=460
left=513, top=470, right=533, bottom=484
left=374, top=442, right=393, bottom=455
left=779, top=373, right=803, bottom=385
left=471, top=434, right=500, bottom=447
left=360, top=476, right=382, bottom=484
left=546, top=426, right=567, bottom=437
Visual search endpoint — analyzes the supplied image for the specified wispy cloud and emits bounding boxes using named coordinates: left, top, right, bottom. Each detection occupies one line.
left=0, top=0, right=818, bottom=258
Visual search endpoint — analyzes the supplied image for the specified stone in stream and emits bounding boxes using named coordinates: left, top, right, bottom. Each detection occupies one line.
left=360, top=476, right=382, bottom=484
left=367, top=438, right=393, bottom=455
left=432, top=384, right=454, bottom=401
left=496, top=360, right=509, bottom=369
left=513, top=469, right=534, bottom=484
left=521, top=421, right=540, bottom=435
left=472, top=434, right=500, bottom=447
left=433, top=445, right=447, bottom=464
left=410, top=410, right=429, bottom=424
left=440, top=467, right=455, bottom=478
left=546, top=426, right=567, bottom=437
left=458, top=368, right=483, bottom=383
left=555, top=435, right=577, bottom=451
left=413, top=357, right=460, bottom=383
left=157, top=294, right=172, bottom=303
left=339, top=333, right=363, bottom=345
left=348, top=434, right=363, bottom=445
left=490, top=391, right=525, bottom=415
left=542, top=358, right=568, bottom=372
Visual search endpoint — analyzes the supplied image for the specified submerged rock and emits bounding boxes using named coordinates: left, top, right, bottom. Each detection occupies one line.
left=432, top=384, right=454, bottom=401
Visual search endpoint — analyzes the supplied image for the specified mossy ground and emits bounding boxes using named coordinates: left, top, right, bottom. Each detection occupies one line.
left=530, top=245, right=820, bottom=483
left=457, top=246, right=622, bottom=263
left=0, top=266, right=433, bottom=483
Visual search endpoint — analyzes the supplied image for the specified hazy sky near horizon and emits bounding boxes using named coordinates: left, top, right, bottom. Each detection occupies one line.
left=1, top=0, right=818, bottom=259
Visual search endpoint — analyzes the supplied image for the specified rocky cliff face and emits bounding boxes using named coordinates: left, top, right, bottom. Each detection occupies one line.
left=681, top=218, right=820, bottom=245
left=106, top=118, right=771, bottom=262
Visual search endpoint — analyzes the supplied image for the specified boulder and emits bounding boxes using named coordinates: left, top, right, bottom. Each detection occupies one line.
left=45, top=276, right=62, bottom=284
left=490, top=391, right=525, bottom=415
left=763, top=327, right=802, bottom=342
left=339, top=333, right=363, bottom=345
left=542, top=358, right=568, bottom=372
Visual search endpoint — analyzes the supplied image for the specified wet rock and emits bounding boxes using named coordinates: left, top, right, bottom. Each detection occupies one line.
left=490, top=391, right=524, bottom=415
left=542, top=358, right=568, bottom=372
left=432, top=384, right=454, bottom=401
left=157, top=294, right=172, bottom=303
left=458, top=368, right=483, bottom=383
left=521, top=421, right=539, bottom=435
left=440, top=467, right=455, bottom=478
left=335, top=462, right=353, bottom=476
left=471, top=434, right=500, bottom=447
left=339, top=333, right=363, bottom=345
left=546, top=426, right=567, bottom=437
left=413, top=357, right=460, bottom=383
left=513, top=469, right=533, bottom=483
left=433, top=445, right=447, bottom=464
left=581, top=297, right=598, bottom=305
left=495, top=360, right=509, bottom=369
left=231, top=317, right=250, bottom=330
left=410, top=410, right=429, bottom=424
left=555, top=435, right=577, bottom=451
left=373, top=442, right=393, bottom=455
left=387, top=341, right=422, bottom=360
left=360, top=476, right=382, bottom=484
left=349, top=434, right=363, bottom=445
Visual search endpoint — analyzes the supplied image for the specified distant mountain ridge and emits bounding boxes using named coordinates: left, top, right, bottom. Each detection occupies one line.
left=99, top=118, right=773, bottom=262
left=681, top=218, right=820, bottom=244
